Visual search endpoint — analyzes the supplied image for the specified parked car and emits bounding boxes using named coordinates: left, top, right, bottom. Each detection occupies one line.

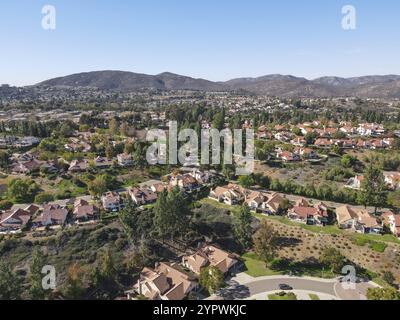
left=278, top=284, right=293, bottom=290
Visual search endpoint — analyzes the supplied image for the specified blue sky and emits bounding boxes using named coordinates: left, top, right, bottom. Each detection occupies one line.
left=1, top=0, right=400, bottom=86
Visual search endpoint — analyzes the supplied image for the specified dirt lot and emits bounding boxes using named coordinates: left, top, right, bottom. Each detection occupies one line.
left=254, top=157, right=344, bottom=188
left=265, top=217, right=400, bottom=282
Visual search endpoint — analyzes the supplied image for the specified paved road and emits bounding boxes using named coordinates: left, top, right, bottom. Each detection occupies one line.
left=213, top=274, right=378, bottom=300
left=245, top=278, right=336, bottom=296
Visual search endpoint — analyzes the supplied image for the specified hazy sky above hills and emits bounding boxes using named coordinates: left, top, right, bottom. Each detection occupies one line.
left=1, top=0, right=400, bottom=86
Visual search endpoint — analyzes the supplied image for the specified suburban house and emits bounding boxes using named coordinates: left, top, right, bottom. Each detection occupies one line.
left=291, top=136, right=307, bottom=147
left=314, top=138, right=333, bottom=148
left=139, top=180, right=166, bottom=193
left=101, top=191, right=123, bottom=212
left=357, top=123, right=385, bottom=136
left=384, top=173, right=400, bottom=190
left=169, top=174, right=199, bottom=192
left=293, top=147, right=318, bottom=159
left=336, top=205, right=382, bottom=234
left=0, top=204, right=40, bottom=233
left=245, top=191, right=287, bottom=215
left=94, top=156, right=113, bottom=169
left=263, top=193, right=287, bottom=214
left=68, top=159, right=89, bottom=172
left=131, top=262, right=198, bottom=300
left=382, top=211, right=400, bottom=238
left=14, top=136, right=41, bottom=148
left=189, top=169, right=215, bottom=185
left=33, top=204, right=68, bottom=228
left=245, top=191, right=269, bottom=212
left=340, top=125, right=356, bottom=135
left=182, top=245, right=239, bottom=275
left=41, top=161, right=60, bottom=174
left=274, top=131, right=293, bottom=142
left=73, top=199, right=100, bottom=222
left=346, top=175, right=364, bottom=190
left=11, top=159, right=44, bottom=175
left=149, top=182, right=166, bottom=193
left=337, top=139, right=356, bottom=149
left=295, top=198, right=310, bottom=207
left=117, top=153, right=133, bottom=167
left=288, top=205, right=328, bottom=226
left=64, top=141, right=91, bottom=153
left=209, top=184, right=246, bottom=205
left=276, top=151, right=300, bottom=162
left=128, top=187, right=158, bottom=206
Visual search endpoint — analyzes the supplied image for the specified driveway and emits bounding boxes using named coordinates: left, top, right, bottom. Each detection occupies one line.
left=210, top=273, right=378, bottom=300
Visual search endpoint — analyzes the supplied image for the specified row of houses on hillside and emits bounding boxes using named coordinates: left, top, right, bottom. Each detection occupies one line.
left=314, top=138, right=394, bottom=150
left=0, top=199, right=100, bottom=233
left=346, top=173, right=400, bottom=191
left=209, top=184, right=288, bottom=215
left=128, top=244, right=240, bottom=300
left=209, top=182, right=397, bottom=236
left=287, top=198, right=329, bottom=226
left=100, top=170, right=217, bottom=213
left=0, top=136, right=40, bottom=149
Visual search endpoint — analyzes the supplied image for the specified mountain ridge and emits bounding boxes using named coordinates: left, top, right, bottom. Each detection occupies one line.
left=35, top=70, right=400, bottom=98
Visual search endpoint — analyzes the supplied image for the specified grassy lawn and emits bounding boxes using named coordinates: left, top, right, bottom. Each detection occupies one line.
left=353, top=236, right=388, bottom=252
left=255, top=212, right=400, bottom=246
left=371, top=276, right=392, bottom=288
left=254, top=214, right=342, bottom=235
left=241, top=253, right=281, bottom=277
left=268, top=293, right=297, bottom=300
left=199, top=198, right=241, bottom=214
left=54, top=178, right=88, bottom=197
left=204, top=200, right=400, bottom=247
left=309, top=294, right=320, bottom=300
left=351, top=233, right=400, bottom=246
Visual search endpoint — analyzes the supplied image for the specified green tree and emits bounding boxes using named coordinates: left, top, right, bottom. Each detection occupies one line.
left=357, top=165, right=387, bottom=214
left=34, top=193, right=54, bottom=204
left=212, top=109, right=225, bottom=131
left=382, top=271, right=396, bottom=287
left=39, top=139, right=57, bottom=152
left=59, top=121, right=75, bottom=138
left=199, top=266, right=225, bottom=294
left=319, top=247, right=345, bottom=273
left=0, top=150, right=10, bottom=169
left=253, top=220, right=278, bottom=265
left=304, top=132, right=318, bottom=145
left=120, top=122, right=128, bottom=137
left=292, top=127, right=302, bottom=136
left=0, top=262, right=22, bottom=300
left=367, top=287, right=400, bottom=300
left=29, top=248, right=50, bottom=300
left=233, top=204, right=253, bottom=250
left=88, top=175, right=108, bottom=197
left=238, top=175, right=255, bottom=189
left=0, top=200, right=13, bottom=211
left=8, top=178, right=39, bottom=203
left=108, top=118, right=119, bottom=135
left=154, top=188, right=188, bottom=239
left=388, top=191, right=400, bottom=210
left=105, top=145, right=115, bottom=160
left=62, top=264, right=86, bottom=300
left=341, top=154, right=356, bottom=168
left=100, top=249, right=115, bottom=281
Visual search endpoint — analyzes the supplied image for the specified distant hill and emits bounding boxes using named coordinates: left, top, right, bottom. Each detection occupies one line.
left=36, top=70, right=400, bottom=98
left=38, top=70, right=225, bottom=92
